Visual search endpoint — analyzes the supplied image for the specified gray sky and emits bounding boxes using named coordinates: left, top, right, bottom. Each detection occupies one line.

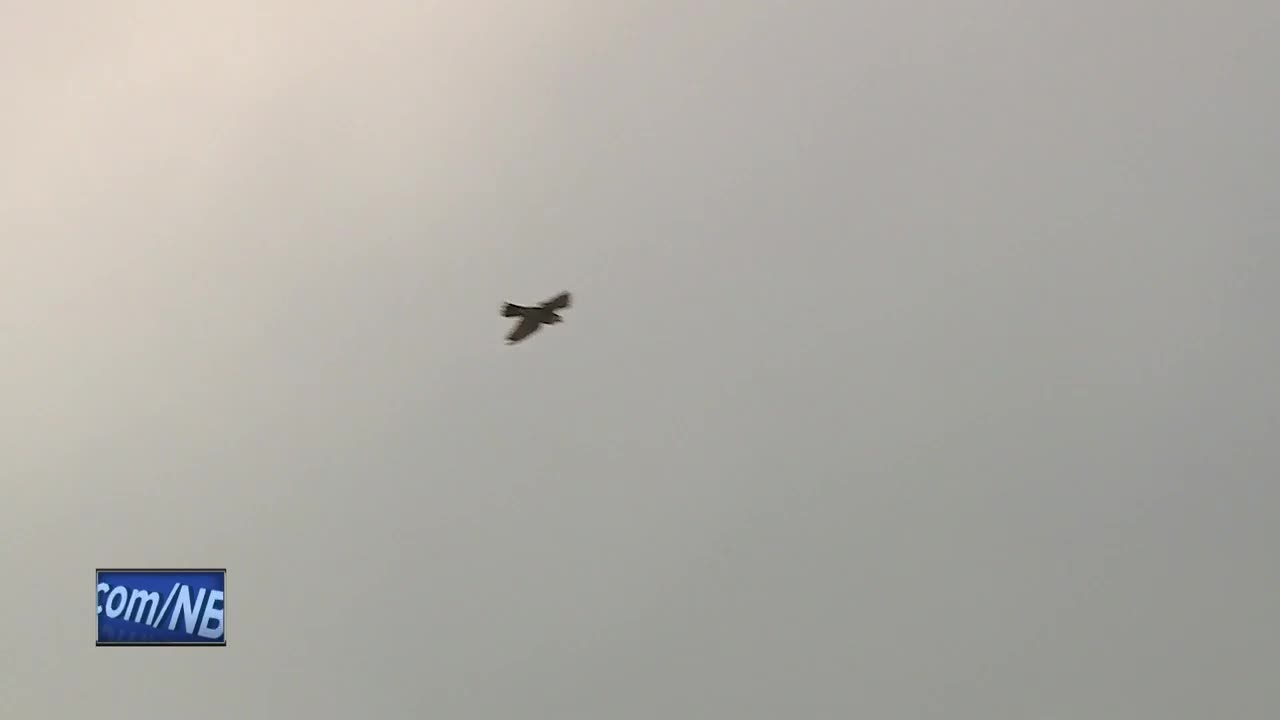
left=2, top=1, right=1278, bottom=717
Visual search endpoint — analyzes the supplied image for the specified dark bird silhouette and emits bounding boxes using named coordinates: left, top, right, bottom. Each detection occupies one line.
left=501, top=291, right=572, bottom=344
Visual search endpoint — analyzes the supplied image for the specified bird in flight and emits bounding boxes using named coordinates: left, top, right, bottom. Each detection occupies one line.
left=501, top=291, right=572, bottom=344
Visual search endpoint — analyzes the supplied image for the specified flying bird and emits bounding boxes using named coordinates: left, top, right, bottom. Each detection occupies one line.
left=501, top=291, right=572, bottom=344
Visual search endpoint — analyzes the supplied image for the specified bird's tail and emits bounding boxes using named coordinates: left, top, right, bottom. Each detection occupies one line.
left=501, top=302, right=526, bottom=317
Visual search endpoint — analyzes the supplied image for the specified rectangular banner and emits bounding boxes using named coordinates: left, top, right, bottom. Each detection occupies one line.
left=96, top=568, right=226, bottom=646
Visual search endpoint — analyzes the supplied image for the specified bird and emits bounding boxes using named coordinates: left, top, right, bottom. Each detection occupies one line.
left=501, top=291, right=572, bottom=344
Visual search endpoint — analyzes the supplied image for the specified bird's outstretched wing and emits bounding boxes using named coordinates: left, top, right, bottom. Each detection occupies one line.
left=540, top=291, right=571, bottom=311
left=506, top=316, right=542, bottom=344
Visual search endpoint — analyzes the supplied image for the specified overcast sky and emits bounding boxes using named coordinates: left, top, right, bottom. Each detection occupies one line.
left=2, top=1, right=1278, bottom=718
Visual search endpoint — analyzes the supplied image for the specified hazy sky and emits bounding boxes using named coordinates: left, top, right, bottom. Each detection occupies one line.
left=2, top=1, right=1278, bottom=717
